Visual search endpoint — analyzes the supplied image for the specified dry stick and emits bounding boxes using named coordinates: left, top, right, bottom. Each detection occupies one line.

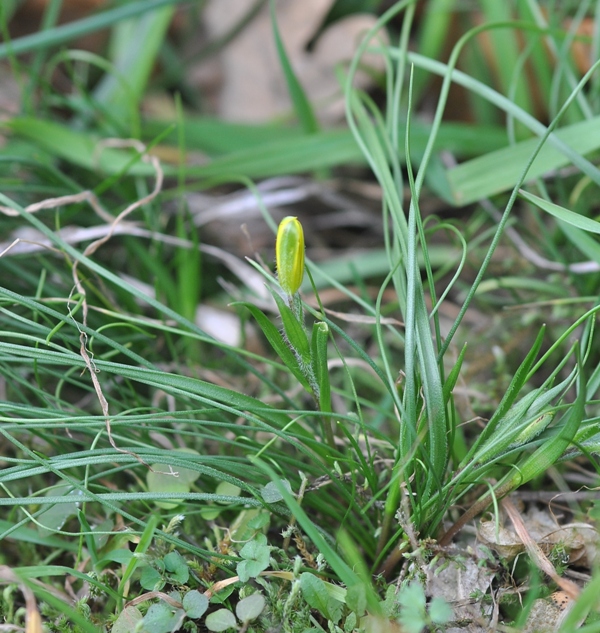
left=480, top=197, right=600, bottom=274
left=502, top=497, right=580, bottom=599
left=0, top=565, right=43, bottom=632
left=391, top=482, right=581, bottom=577
left=71, top=140, right=164, bottom=468
left=437, top=482, right=508, bottom=547
left=377, top=483, right=414, bottom=578
left=0, top=189, right=115, bottom=222
left=0, top=237, right=66, bottom=258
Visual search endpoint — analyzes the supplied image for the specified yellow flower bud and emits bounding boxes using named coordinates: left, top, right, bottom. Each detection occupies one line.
left=276, top=216, right=305, bottom=295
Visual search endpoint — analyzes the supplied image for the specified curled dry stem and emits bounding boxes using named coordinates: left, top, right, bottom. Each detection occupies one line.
left=0, top=139, right=164, bottom=471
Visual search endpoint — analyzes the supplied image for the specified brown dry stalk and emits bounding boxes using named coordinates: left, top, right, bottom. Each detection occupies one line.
left=0, top=566, right=42, bottom=633
left=502, top=497, right=580, bottom=600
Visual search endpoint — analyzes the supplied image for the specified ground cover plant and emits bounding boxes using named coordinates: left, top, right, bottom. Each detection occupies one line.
left=1, top=0, right=600, bottom=631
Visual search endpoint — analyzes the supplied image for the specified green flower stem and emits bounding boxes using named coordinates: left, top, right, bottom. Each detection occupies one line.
left=311, top=321, right=335, bottom=450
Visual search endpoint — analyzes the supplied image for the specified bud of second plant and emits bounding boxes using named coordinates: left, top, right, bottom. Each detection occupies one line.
left=276, top=216, right=305, bottom=295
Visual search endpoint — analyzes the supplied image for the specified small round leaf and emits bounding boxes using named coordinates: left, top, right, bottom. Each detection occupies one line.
left=215, top=481, right=241, bottom=501
left=147, top=449, right=201, bottom=509
left=236, top=593, right=266, bottom=622
left=142, top=603, right=177, bottom=633
left=205, top=608, right=237, bottom=631
left=140, top=566, right=164, bottom=592
left=111, top=606, right=142, bottom=633
left=260, top=479, right=292, bottom=503
left=182, top=590, right=209, bottom=619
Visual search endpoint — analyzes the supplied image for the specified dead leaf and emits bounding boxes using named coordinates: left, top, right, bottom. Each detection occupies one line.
left=502, top=498, right=580, bottom=599
left=478, top=503, right=599, bottom=570
left=522, top=594, right=578, bottom=633
left=426, top=546, right=496, bottom=632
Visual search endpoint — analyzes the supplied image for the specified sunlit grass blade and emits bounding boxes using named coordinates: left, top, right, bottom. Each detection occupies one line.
left=442, top=342, right=467, bottom=406
left=519, top=189, right=600, bottom=233
left=449, top=116, right=600, bottom=205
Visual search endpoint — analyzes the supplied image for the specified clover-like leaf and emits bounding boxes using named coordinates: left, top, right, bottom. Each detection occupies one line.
left=164, top=551, right=189, bottom=585
left=236, top=593, right=266, bottom=622
left=260, top=479, right=292, bottom=503
left=237, top=534, right=271, bottom=582
left=147, top=449, right=201, bottom=509
left=142, top=603, right=180, bottom=633
left=182, top=590, right=209, bottom=619
left=112, top=606, right=143, bottom=633
left=205, top=608, right=237, bottom=632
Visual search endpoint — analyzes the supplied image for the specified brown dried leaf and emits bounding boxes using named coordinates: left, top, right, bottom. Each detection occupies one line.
left=426, top=547, right=495, bottom=632
left=478, top=504, right=599, bottom=570
left=522, top=594, right=578, bottom=633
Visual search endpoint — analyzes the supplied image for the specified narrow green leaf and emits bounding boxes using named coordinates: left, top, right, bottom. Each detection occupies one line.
left=510, top=356, right=585, bottom=487
left=447, top=116, right=600, bottom=205
left=0, top=0, right=186, bottom=60
left=300, top=573, right=343, bottom=623
left=311, top=321, right=331, bottom=412
left=442, top=342, right=467, bottom=405
left=559, top=222, right=600, bottom=264
left=93, top=6, right=175, bottom=116
left=119, top=514, right=159, bottom=602
left=479, top=0, right=534, bottom=127
left=78, top=510, right=98, bottom=567
left=472, top=373, right=572, bottom=466
left=559, top=568, right=600, bottom=629
left=271, top=291, right=311, bottom=364
left=464, top=324, right=546, bottom=464
left=6, top=118, right=156, bottom=176
left=0, top=519, right=78, bottom=551
left=232, top=302, right=312, bottom=392
left=143, top=115, right=506, bottom=158
left=336, top=529, right=376, bottom=616
left=520, top=189, right=600, bottom=234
